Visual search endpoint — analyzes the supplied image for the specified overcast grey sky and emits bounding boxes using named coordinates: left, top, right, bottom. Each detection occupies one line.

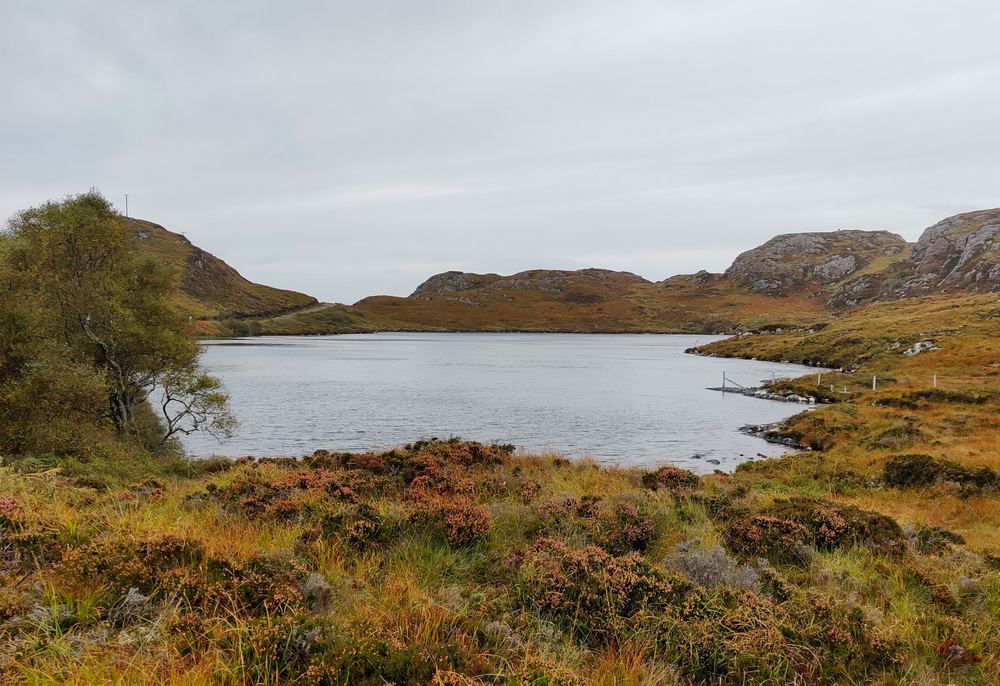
left=3, top=1, right=999, bottom=303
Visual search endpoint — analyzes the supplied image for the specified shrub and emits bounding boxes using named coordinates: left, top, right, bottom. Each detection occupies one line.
left=641, top=465, right=700, bottom=492
left=308, top=502, right=400, bottom=548
left=410, top=496, right=492, bottom=547
left=208, top=466, right=358, bottom=520
left=908, top=389, right=990, bottom=405
left=58, top=533, right=205, bottom=596
left=441, top=500, right=492, bottom=546
left=593, top=500, right=656, bottom=554
left=937, top=638, right=982, bottom=668
left=694, top=484, right=751, bottom=522
left=518, top=479, right=542, bottom=503
left=193, top=554, right=306, bottom=615
left=0, top=495, right=24, bottom=525
left=882, top=454, right=940, bottom=487
left=516, top=537, right=690, bottom=642
left=403, top=438, right=513, bottom=468
left=784, top=594, right=906, bottom=681
left=537, top=495, right=600, bottom=524
left=236, top=615, right=482, bottom=685
left=57, top=532, right=306, bottom=616
left=883, top=454, right=998, bottom=491
left=864, top=420, right=923, bottom=450
left=766, top=497, right=904, bottom=554
left=650, top=590, right=807, bottom=683
left=722, top=515, right=810, bottom=564
left=874, top=396, right=919, bottom=410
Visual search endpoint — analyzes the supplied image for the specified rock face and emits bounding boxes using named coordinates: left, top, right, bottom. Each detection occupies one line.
left=411, top=271, right=493, bottom=297
left=828, top=208, right=1000, bottom=306
left=895, top=208, right=1000, bottom=295
left=725, top=230, right=907, bottom=295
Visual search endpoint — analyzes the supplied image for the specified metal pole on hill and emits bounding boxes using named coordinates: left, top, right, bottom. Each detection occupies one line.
left=125, top=193, right=129, bottom=218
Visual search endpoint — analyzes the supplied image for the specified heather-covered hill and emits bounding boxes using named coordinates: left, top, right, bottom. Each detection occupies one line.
left=125, top=218, right=317, bottom=321
left=351, top=267, right=823, bottom=333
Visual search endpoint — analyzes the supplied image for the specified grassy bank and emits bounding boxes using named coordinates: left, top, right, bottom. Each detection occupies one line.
left=694, top=293, right=1000, bottom=552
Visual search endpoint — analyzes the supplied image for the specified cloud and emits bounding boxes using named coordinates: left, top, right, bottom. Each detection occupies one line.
left=2, top=0, right=999, bottom=302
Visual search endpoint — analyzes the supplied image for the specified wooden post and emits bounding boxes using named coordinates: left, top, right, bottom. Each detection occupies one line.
left=817, top=372, right=822, bottom=385
left=872, top=375, right=877, bottom=391
left=722, top=371, right=727, bottom=390
left=933, top=373, right=937, bottom=389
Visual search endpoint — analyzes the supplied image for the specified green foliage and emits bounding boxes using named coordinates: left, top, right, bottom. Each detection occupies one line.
left=0, top=191, right=233, bottom=455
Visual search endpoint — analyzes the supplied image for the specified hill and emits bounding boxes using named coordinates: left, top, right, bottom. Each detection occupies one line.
left=829, top=208, right=1000, bottom=307
left=125, top=218, right=317, bottom=323
left=131, top=207, right=999, bottom=336
left=350, top=267, right=823, bottom=333
left=337, top=208, right=998, bottom=333
left=724, top=229, right=909, bottom=296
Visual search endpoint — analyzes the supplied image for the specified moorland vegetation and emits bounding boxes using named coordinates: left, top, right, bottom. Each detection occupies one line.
left=0, top=193, right=997, bottom=684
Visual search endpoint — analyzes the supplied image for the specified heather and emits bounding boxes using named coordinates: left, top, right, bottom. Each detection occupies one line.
left=1, top=436, right=997, bottom=685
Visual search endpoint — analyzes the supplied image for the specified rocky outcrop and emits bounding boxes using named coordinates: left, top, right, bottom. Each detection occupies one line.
left=725, top=230, right=907, bottom=295
left=411, top=271, right=495, bottom=298
left=894, top=208, right=1000, bottom=295
left=828, top=208, right=1000, bottom=306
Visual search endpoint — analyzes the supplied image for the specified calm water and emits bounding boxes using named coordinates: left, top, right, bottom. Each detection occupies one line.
left=184, top=333, right=820, bottom=473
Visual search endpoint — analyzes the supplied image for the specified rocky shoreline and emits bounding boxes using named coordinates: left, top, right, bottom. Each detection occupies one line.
left=738, top=420, right=802, bottom=447
left=707, top=385, right=818, bottom=404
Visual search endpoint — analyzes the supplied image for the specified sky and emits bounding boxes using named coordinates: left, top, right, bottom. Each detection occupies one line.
left=2, top=1, right=999, bottom=303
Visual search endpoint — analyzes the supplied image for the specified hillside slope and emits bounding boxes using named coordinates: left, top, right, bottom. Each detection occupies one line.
left=350, top=267, right=823, bottom=333
left=724, top=229, right=908, bottom=296
left=830, top=208, right=1000, bottom=307
left=126, top=218, right=317, bottom=321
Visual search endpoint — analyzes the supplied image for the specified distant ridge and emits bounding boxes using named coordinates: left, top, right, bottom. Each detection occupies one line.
left=127, top=208, right=1000, bottom=336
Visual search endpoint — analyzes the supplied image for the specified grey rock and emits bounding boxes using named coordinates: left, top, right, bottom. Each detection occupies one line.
left=896, top=208, right=1000, bottom=295
left=725, top=230, right=907, bottom=295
